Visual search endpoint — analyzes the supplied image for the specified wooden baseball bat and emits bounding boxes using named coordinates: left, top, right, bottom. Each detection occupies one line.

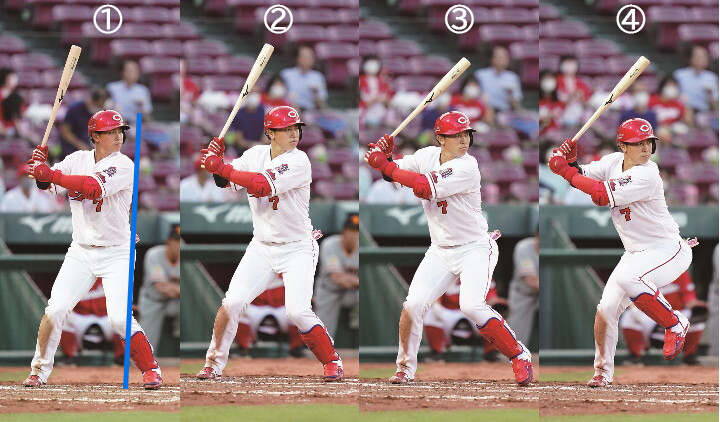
left=40, top=45, right=81, bottom=147
left=218, top=43, right=274, bottom=139
left=390, top=57, right=471, bottom=138
left=572, top=56, right=650, bottom=142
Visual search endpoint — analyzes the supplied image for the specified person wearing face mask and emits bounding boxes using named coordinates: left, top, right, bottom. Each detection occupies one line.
left=262, top=75, right=291, bottom=108
left=359, top=55, right=393, bottom=128
left=555, top=55, right=591, bottom=105
left=649, top=76, right=693, bottom=128
left=230, top=89, right=265, bottom=152
left=60, top=87, right=110, bottom=159
left=0, top=67, right=24, bottom=136
left=619, top=82, right=657, bottom=131
left=450, top=77, right=493, bottom=127
left=539, top=70, right=564, bottom=136
left=0, top=164, right=56, bottom=213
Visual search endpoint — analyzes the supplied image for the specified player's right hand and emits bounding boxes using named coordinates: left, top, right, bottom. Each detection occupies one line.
left=558, top=138, right=578, bottom=162
left=31, top=162, right=54, bottom=183
left=30, top=145, right=48, bottom=163
left=208, top=137, right=225, bottom=158
left=375, top=134, right=394, bottom=158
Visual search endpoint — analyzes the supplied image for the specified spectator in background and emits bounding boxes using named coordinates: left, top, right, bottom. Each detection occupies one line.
left=618, top=80, right=657, bottom=129
left=359, top=55, right=393, bottom=128
left=261, top=75, right=291, bottom=108
left=314, top=213, right=359, bottom=338
left=138, top=224, right=181, bottom=352
left=365, top=177, right=422, bottom=204
left=0, top=164, right=56, bottom=212
left=649, top=75, right=693, bottom=130
left=59, top=87, right=109, bottom=158
left=555, top=55, right=589, bottom=128
left=280, top=45, right=327, bottom=111
left=475, top=45, right=522, bottom=111
left=180, top=155, right=226, bottom=202
left=229, top=90, right=265, bottom=151
left=539, top=70, right=564, bottom=136
left=0, top=68, right=23, bottom=136
left=106, top=60, right=153, bottom=122
left=450, top=76, right=493, bottom=128
left=506, top=229, right=539, bottom=347
left=180, top=58, right=200, bottom=125
left=420, top=92, right=451, bottom=133
left=674, top=45, right=718, bottom=112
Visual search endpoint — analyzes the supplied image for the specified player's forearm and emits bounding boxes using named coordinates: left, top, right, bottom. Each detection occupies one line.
left=378, top=161, right=431, bottom=200
left=215, top=164, right=271, bottom=197
left=37, top=167, right=101, bottom=199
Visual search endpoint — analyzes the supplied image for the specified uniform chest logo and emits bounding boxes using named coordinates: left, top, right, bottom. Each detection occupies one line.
left=275, top=163, right=289, bottom=175
left=440, top=168, right=453, bottom=178
left=608, top=175, right=632, bottom=191
left=103, top=167, right=117, bottom=177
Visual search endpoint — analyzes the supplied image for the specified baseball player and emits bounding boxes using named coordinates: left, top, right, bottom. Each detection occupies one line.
left=548, top=118, right=693, bottom=387
left=364, top=111, right=533, bottom=386
left=196, top=105, right=344, bottom=382
left=620, top=271, right=706, bottom=365
left=22, top=110, right=163, bottom=389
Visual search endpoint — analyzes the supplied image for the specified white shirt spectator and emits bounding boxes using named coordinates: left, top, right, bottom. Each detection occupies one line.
left=475, top=67, right=522, bottom=111
left=365, top=178, right=421, bottom=205
left=673, top=67, right=718, bottom=111
left=180, top=174, right=226, bottom=203
left=0, top=185, right=57, bottom=213
left=106, top=81, right=153, bottom=122
left=280, top=67, right=328, bottom=111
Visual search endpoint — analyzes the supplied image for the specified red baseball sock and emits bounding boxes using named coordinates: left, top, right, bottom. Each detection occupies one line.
left=299, top=325, right=339, bottom=365
left=478, top=318, right=522, bottom=359
left=120, top=332, right=159, bottom=373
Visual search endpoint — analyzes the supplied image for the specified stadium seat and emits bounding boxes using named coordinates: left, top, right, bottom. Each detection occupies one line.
left=541, top=20, right=591, bottom=40
left=327, top=148, right=356, bottom=168
left=41, top=69, right=88, bottom=89
left=311, top=162, right=333, bottom=181
left=139, top=56, right=180, bottom=101
left=328, top=25, right=359, bottom=43
left=110, top=39, right=153, bottom=62
left=479, top=25, right=525, bottom=45
left=492, top=7, right=537, bottom=25
left=297, top=126, right=326, bottom=149
left=231, top=0, right=268, bottom=32
left=467, top=148, right=493, bottom=164
left=17, top=72, right=42, bottom=89
left=314, top=180, right=358, bottom=200
left=29, top=0, right=68, bottom=30
left=675, top=162, right=718, bottom=185
left=539, top=3, right=560, bottom=21
left=0, top=36, right=26, bottom=55
left=286, top=25, right=328, bottom=48
left=647, top=6, right=692, bottom=51
left=522, top=24, right=539, bottom=41
left=295, top=8, right=338, bottom=25
left=315, top=42, right=359, bottom=88
left=165, top=22, right=200, bottom=41
left=128, top=6, right=177, bottom=24
left=151, top=40, right=184, bottom=58
left=341, top=160, right=359, bottom=180
left=201, top=75, right=245, bottom=92
left=575, top=39, right=621, bottom=58
left=53, top=5, right=96, bottom=46
left=376, top=40, right=423, bottom=59
left=657, top=148, right=691, bottom=172
left=215, top=56, right=256, bottom=76
left=409, top=56, right=454, bottom=78
left=393, top=75, right=437, bottom=92
left=666, top=182, right=699, bottom=205
left=184, top=40, right=229, bottom=59
left=360, top=40, right=378, bottom=57
left=360, top=20, right=393, bottom=41
left=188, top=59, right=220, bottom=77
left=509, top=180, right=540, bottom=202
left=10, top=54, right=55, bottom=72
left=381, top=57, right=412, bottom=76
left=540, top=39, right=575, bottom=57
left=509, top=42, right=540, bottom=87
left=678, top=24, right=719, bottom=48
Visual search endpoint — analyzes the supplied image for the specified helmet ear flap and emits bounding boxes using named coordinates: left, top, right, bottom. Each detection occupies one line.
left=122, top=131, right=126, bottom=145
left=298, top=126, right=303, bottom=141
left=651, top=139, right=656, bottom=154
left=469, top=132, right=474, bottom=147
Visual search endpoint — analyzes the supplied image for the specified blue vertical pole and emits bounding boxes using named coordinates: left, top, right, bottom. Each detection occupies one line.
left=123, top=113, right=142, bottom=389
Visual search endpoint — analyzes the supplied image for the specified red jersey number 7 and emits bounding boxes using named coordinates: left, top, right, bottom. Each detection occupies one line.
left=620, top=207, right=631, bottom=221
left=437, top=200, right=448, bottom=214
left=269, top=196, right=279, bottom=210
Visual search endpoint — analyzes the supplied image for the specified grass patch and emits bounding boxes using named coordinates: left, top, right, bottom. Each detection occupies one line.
left=542, top=412, right=716, bottom=422
left=0, top=371, right=26, bottom=382
left=181, top=404, right=357, bottom=421
left=0, top=412, right=177, bottom=421
left=539, top=370, right=623, bottom=383
left=362, top=408, right=538, bottom=422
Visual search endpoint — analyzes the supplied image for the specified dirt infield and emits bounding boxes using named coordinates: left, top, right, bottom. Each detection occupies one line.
left=540, top=365, right=718, bottom=417
left=360, top=361, right=539, bottom=412
left=0, top=366, right=180, bottom=413
left=180, top=357, right=360, bottom=407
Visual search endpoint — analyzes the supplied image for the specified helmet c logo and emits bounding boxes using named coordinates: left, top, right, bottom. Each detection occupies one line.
left=112, top=114, right=122, bottom=121
left=457, top=116, right=468, bottom=124
left=287, top=110, right=298, bottom=118
left=639, top=124, right=650, bottom=132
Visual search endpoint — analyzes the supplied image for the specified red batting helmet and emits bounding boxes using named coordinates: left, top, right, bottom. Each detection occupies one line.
left=616, top=118, right=657, bottom=154
left=434, top=111, right=475, bottom=146
left=264, top=106, right=306, bottom=130
left=88, top=109, right=130, bottom=142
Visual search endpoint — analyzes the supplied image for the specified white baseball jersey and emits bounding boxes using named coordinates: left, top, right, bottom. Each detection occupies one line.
left=50, top=150, right=133, bottom=247
left=228, top=145, right=313, bottom=243
left=395, top=146, right=488, bottom=247
left=580, top=152, right=680, bottom=252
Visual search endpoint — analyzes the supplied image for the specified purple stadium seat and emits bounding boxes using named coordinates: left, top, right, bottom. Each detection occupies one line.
left=657, top=148, right=691, bottom=172
left=347, top=57, right=359, bottom=77
left=508, top=0, right=540, bottom=8
left=690, top=7, right=720, bottom=23
left=315, top=0, right=357, bottom=9
left=575, top=39, right=621, bottom=58
left=376, top=40, right=423, bottom=59
left=486, top=129, right=519, bottom=150
left=342, top=160, right=359, bottom=179
left=184, top=40, right=229, bottom=59
left=467, top=148, right=493, bottom=164
left=509, top=180, right=540, bottom=202
left=0, top=36, right=26, bottom=55
left=479, top=25, right=525, bottom=45
left=539, top=3, right=560, bottom=21
left=710, top=42, right=719, bottom=61
left=29, top=0, right=67, bottom=30
left=216, top=56, right=256, bottom=75
left=110, top=39, right=153, bottom=62
left=523, top=24, right=539, bottom=41
left=666, top=182, right=699, bottom=205
left=327, top=147, right=356, bottom=168
left=314, top=180, right=357, bottom=200
left=359, top=40, right=378, bottom=57
left=677, top=130, right=718, bottom=150
left=487, top=162, right=527, bottom=184
left=203, top=0, right=230, bottom=16
left=151, top=160, right=177, bottom=184
left=315, top=42, right=359, bottom=88
left=165, top=22, right=200, bottom=41
left=128, top=6, right=176, bottom=24
left=41, top=69, right=88, bottom=89
left=295, top=8, right=338, bottom=25
left=10, top=54, right=55, bottom=72
left=678, top=24, right=719, bottom=47
left=0, top=140, right=30, bottom=166
left=675, top=162, right=719, bottom=184
left=426, top=0, right=466, bottom=32
left=710, top=183, right=719, bottom=201
left=286, top=25, right=327, bottom=47
left=297, top=126, right=325, bottom=149
left=579, top=57, right=616, bottom=76
left=474, top=0, right=505, bottom=6
left=397, top=0, right=422, bottom=15
left=409, top=56, right=453, bottom=78
left=541, top=20, right=591, bottom=40
left=17, top=72, right=42, bottom=89
left=152, top=40, right=184, bottom=57
left=393, top=75, right=437, bottom=92
left=456, top=8, right=492, bottom=51
left=231, top=0, right=268, bottom=32
left=521, top=148, right=539, bottom=168
left=360, top=21, right=393, bottom=41
left=138, top=174, right=157, bottom=193
left=311, top=162, right=333, bottom=181
left=188, top=59, right=220, bottom=76
left=336, top=8, right=359, bottom=24
left=540, top=39, right=575, bottom=56
left=539, top=55, right=560, bottom=72
left=328, top=25, right=359, bottom=43
left=201, top=75, right=245, bottom=92
left=54, top=5, right=96, bottom=46
left=139, top=56, right=180, bottom=101
left=647, top=6, right=692, bottom=51
left=492, top=7, right=537, bottom=24
left=510, top=42, right=540, bottom=86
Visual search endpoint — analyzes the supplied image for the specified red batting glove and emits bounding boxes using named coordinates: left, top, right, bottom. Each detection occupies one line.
left=208, top=137, right=225, bottom=158
left=32, top=162, right=56, bottom=183
left=31, top=145, right=48, bottom=163
left=376, top=134, right=394, bottom=158
left=548, top=150, right=578, bottom=180
left=558, top=138, right=578, bottom=163
left=365, top=147, right=390, bottom=173
left=201, top=151, right=224, bottom=174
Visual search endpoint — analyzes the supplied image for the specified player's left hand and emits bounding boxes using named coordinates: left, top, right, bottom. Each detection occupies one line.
left=200, top=149, right=223, bottom=173
left=208, top=137, right=225, bottom=158
left=376, top=134, right=394, bottom=158
left=32, top=162, right=54, bottom=183
left=365, top=147, right=388, bottom=171
left=548, top=149, right=568, bottom=175
left=558, top=138, right=577, bottom=162
left=30, top=145, right=48, bottom=163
